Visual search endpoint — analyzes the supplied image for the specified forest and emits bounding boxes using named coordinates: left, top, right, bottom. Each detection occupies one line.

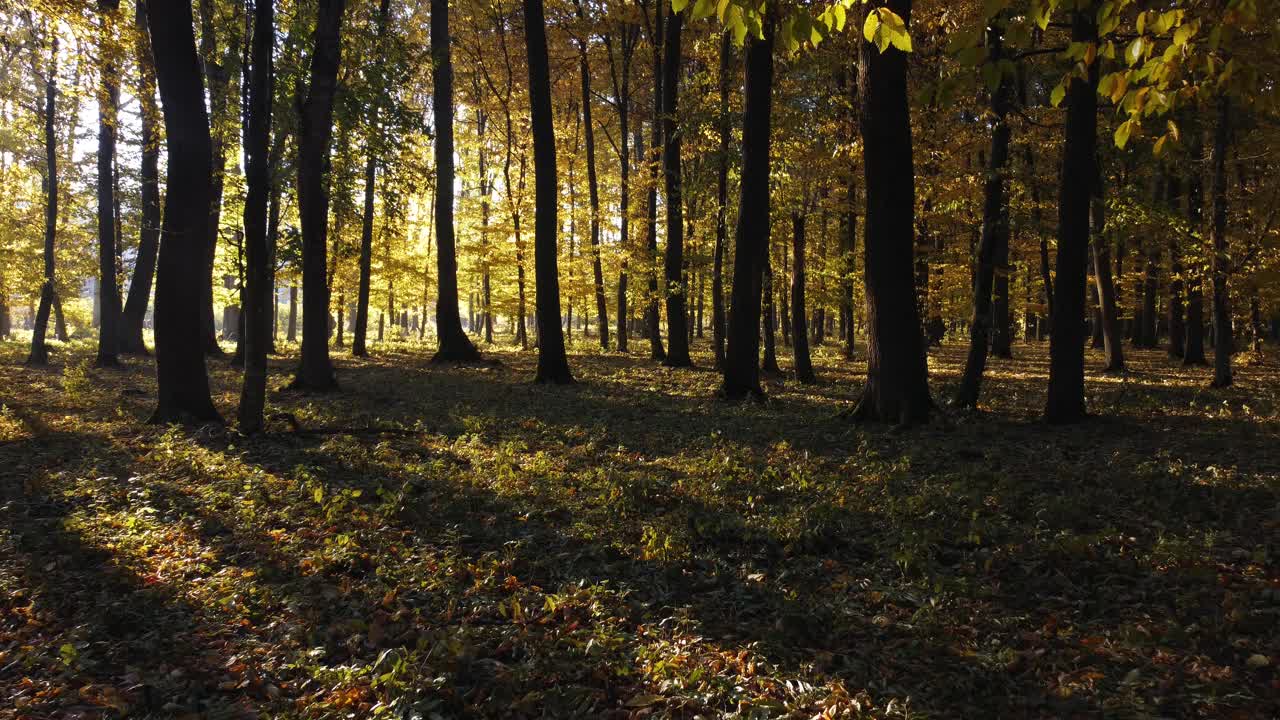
left=0, top=0, right=1278, bottom=717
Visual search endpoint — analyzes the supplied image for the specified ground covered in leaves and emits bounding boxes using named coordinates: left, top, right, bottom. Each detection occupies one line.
left=1, top=335, right=1278, bottom=719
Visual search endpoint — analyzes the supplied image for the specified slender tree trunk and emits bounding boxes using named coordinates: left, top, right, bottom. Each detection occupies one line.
left=853, top=0, right=931, bottom=424
left=28, top=33, right=58, bottom=366
left=956, top=24, right=1011, bottom=408
left=430, top=0, right=480, bottom=362
left=660, top=11, right=690, bottom=366
left=791, top=212, right=815, bottom=383
left=198, top=0, right=233, bottom=356
left=146, top=0, right=220, bottom=423
left=712, top=33, right=730, bottom=369
left=1183, top=140, right=1207, bottom=365
left=238, top=0, right=274, bottom=433
left=290, top=0, right=344, bottom=389
left=1092, top=177, right=1124, bottom=371
left=1045, top=3, right=1098, bottom=424
left=572, top=1, right=609, bottom=351
left=1167, top=173, right=1185, bottom=357
left=120, top=0, right=161, bottom=355
left=721, top=17, right=774, bottom=401
left=353, top=0, right=391, bottom=358
left=524, top=0, right=572, bottom=383
left=615, top=61, right=632, bottom=353
left=95, top=0, right=122, bottom=367
left=762, top=255, right=779, bottom=374
left=644, top=1, right=665, bottom=361
left=1209, top=94, right=1234, bottom=387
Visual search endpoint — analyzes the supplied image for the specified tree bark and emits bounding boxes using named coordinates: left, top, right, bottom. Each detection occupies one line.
left=198, top=0, right=235, bottom=357
left=429, top=0, right=480, bottom=363
left=1209, top=94, right=1233, bottom=387
left=146, top=0, right=221, bottom=423
left=1045, top=3, right=1098, bottom=424
left=120, top=0, right=161, bottom=355
left=956, top=22, right=1011, bottom=409
left=712, top=33, right=730, bottom=369
left=660, top=10, right=690, bottom=366
left=95, top=0, right=122, bottom=367
left=574, top=0, right=609, bottom=351
left=353, top=0, right=391, bottom=358
left=852, top=0, right=931, bottom=425
left=1183, top=134, right=1207, bottom=366
left=791, top=212, right=815, bottom=383
left=28, top=32, right=58, bottom=366
left=1091, top=174, right=1124, bottom=371
left=291, top=0, right=345, bottom=390
left=524, top=0, right=573, bottom=383
left=721, top=18, right=774, bottom=401
left=1166, top=173, right=1185, bottom=357
left=238, top=0, right=274, bottom=433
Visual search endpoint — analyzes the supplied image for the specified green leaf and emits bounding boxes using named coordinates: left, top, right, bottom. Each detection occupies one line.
left=1115, top=119, right=1133, bottom=149
left=863, top=10, right=881, bottom=44
left=692, top=0, right=716, bottom=20
left=1050, top=81, right=1067, bottom=108
left=671, top=0, right=690, bottom=14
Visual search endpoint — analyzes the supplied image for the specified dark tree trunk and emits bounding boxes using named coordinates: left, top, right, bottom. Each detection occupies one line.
left=791, top=212, right=815, bottom=383
left=524, top=0, right=573, bottom=383
left=721, top=18, right=774, bottom=401
left=95, top=0, right=122, bottom=368
left=290, top=0, right=344, bottom=390
left=430, top=0, right=479, bottom=363
left=1183, top=142, right=1207, bottom=366
left=146, top=0, right=221, bottom=423
left=574, top=0, right=609, bottom=351
left=120, top=0, right=161, bottom=355
left=956, top=23, right=1011, bottom=409
left=354, top=1, right=391, bottom=357
left=1209, top=94, right=1234, bottom=387
left=1167, top=174, right=1185, bottom=358
left=644, top=1, right=665, bottom=362
left=614, top=52, right=632, bottom=354
left=1091, top=177, right=1124, bottom=371
left=287, top=284, right=298, bottom=342
left=238, top=0, right=274, bottom=433
left=711, top=32, right=730, bottom=369
left=198, top=0, right=232, bottom=357
left=28, top=33, right=58, bottom=367
left=852, top=0, right=931, bottom=425
left=762, top=256, right=779, bottom=375
left=661, top=10, right=690, bottom=366
left=1045, top=4, right=1098, bottom=424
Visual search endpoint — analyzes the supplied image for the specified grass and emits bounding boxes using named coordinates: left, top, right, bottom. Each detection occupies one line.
left=1, top=333, right=1277, bottom=719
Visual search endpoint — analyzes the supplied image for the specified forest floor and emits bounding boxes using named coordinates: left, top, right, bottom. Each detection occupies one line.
left=1, top=334, right=1278, bottom=719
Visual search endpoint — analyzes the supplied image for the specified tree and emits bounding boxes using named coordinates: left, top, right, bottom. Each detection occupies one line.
left=661, top=7, right=690, bottom=367
left=239, top=0, right=275, bottom=433
left=712, top=32, right=731, bottom=369
left=573, top=0, right=609, bottom=351
left=642, top=0, right=666, bottom=362
left=94, top=0, right=121, bottom=368
left=146, top=0, right=220, bottom=424
left=790, top=211, right=815, bottom=383
left=119, top=0, right=161, bottom=356
left=353, top=0, right=392, bottom=358
left=291, top=0, right=345, bottom=390
left=1091, top=172, right=1124, bottom=372
left=1208, top=94, right=1234, bottom=387
left=721, top=15, right=774, bottom=402
left=1044, top=2, right=1099, bottom=425
left=430, top=0, right=480, bottom=363
left=26, top=29, right=58, bottom=367
left=852, top=0, right=931, bottom=425
left=523, top=0, right=572, bottom=383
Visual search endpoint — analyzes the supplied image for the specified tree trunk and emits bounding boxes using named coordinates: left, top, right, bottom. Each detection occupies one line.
left=198, top=0, right=233, bottom=357
left=354, top=0, right=391, bottom=357
left=573, top=1, right=609, bottom=351
left=1209, top=94, right=1233, bottom=387
left=524, top=0, right=573, bottom=383
left=956, top=24, right=1011, bottom=409
left=643, top=1, right=666, bottom=362
left=430, top=0, right=480, bottom=363
left=95, top=0, right=122, bottom=367
left=146, top=0, right=221, bottom=423
left=711, top=32, right=730, bottom=369
left=238, top=0, right=273, bottom=433
left=721, top=18, right=774, bottom=401
left=791, top=212, right=815, bottom=383
left=1183, top=141, right=1207, bottom=366
left=614, top=44, right=633, bottom=354
left=287, top=285, right=298, bottom=342
left=1044, top=3, right=1097, bottom=424
left=28, top=33, right=58, bottom=366
left=852, top=0, right=931, bottom=425
left=762, top=256, right=779, bottom=375
left=290, top=0, right=344, bottom=390
left=1091, top=176, right=1124, bottom=371
left=1166, top=173, right=1185, bottom=358
left=120, top=0, right=161, bottom=355
left=661, top=10, right=690, bottom=366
